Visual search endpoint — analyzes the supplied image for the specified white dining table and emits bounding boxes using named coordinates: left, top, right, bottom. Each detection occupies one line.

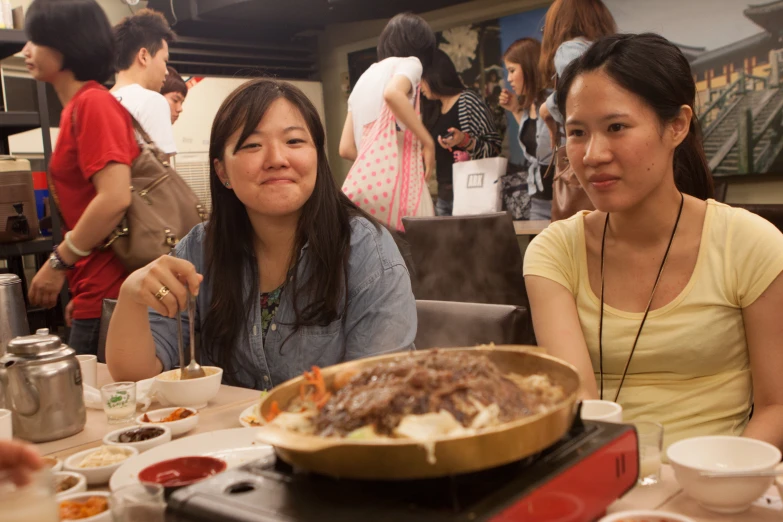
left=35, top=364, right=782, bottom=521
left=514, top=219, right=550, bottom=236
left=607, top=464, right=781, bottom=520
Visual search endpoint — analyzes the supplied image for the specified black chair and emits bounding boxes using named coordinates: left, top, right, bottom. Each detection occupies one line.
left=713, top=180, right=728, bottom=202
left=415, top=300, right=532, bottom=349
left=97, top=298, right=117, bottom=363
left=402, top=212, right=528, bottom=307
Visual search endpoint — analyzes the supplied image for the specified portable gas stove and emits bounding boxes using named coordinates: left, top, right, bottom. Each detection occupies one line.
left=167, top=417, right=639, bottom=522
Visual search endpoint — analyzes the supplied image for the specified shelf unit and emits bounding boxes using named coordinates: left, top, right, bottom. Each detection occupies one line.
left=0, top=236, right=53, bottom=257
left=0, top=29, right=25, bottom=68
left=0, top=29, right=62, bottom=334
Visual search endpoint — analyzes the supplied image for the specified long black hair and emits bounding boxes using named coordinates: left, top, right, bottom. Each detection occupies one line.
left=556, top=33, right=713, bottom=200
left=421, top=49, right=464, bottom=127
left=422, top=49, right=464, bottom=97
left=203, top=78, right=376, bottom=384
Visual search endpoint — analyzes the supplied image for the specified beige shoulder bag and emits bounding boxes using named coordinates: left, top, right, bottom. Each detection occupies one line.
left=49, top=110, right=207, bottom=272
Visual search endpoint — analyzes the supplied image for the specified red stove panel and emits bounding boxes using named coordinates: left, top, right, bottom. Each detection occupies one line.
left=491, top=429, right=639, bottom=522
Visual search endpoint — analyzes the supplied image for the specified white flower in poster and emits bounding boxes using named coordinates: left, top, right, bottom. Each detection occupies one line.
left=439, top=25, right=479, bottom=73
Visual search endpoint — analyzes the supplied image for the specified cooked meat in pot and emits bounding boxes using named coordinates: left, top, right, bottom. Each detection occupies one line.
left=314, top=350, right=563, bottom=437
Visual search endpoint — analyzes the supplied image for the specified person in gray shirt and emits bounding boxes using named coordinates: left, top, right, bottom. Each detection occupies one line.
left=106, top=79, right=417, bottom=390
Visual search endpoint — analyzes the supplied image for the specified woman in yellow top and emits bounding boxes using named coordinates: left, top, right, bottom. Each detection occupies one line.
left=523, top=33, right=783, bottom=452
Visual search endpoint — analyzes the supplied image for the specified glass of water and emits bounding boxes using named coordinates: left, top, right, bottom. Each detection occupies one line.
left=110, top=483, right=166, bottom=522
left=0, top=468, right=58, bottom=522
left=634, top=421, right=664, bottom=486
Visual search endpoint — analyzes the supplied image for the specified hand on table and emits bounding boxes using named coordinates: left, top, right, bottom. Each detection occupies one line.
left=0, top=440, right=43, bottom=487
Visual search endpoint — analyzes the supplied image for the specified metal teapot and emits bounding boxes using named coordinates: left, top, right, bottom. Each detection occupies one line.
left=0, top=329, right=86, bottom=442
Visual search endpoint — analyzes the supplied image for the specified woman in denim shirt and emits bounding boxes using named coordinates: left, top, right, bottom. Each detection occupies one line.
left=106, top=79, right=417, bottom=390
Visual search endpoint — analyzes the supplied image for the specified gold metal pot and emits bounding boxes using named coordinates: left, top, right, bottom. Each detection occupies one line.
left=255, top=346, right=580, bottom=480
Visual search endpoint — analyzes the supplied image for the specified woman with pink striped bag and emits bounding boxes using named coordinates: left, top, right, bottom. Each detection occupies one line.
left=339, top=13, right=436, bottom=231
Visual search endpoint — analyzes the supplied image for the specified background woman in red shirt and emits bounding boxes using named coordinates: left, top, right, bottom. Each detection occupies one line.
left=24, top=0, right=139, bottom=355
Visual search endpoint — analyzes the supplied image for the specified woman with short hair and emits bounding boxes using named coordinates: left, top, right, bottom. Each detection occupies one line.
left=24, top=0, right=138, bottom=356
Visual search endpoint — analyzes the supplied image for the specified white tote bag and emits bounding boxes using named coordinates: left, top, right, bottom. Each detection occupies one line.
left=452, top=157, right=507, bottom=216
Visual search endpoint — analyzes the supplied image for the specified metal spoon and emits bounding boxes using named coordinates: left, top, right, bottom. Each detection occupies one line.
left=699, top=468, right=783, bottom=479
left=171, top=251, right=187, bottom=373
left=176, top=302, right=186, bottom=371
left=180, top=289, right=206, bottom=380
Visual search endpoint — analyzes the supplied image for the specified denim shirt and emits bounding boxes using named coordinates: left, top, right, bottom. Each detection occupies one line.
left=518, top=105, right=553, bottom=196
left=544, top=37, right=592, bottom=126
left=149, top=217, right=417, bottom=390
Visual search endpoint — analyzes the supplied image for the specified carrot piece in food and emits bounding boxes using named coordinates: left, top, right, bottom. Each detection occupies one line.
left=265, top=401, right=281, bottom=422
left=302, top=365, right=326, bottom=402
left=316, top=391, right=332, bottom=409
left=309, top=366, right=326, bottom=396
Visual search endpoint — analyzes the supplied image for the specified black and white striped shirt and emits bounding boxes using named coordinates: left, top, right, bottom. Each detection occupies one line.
left=457, top=89, right=502, bottom=159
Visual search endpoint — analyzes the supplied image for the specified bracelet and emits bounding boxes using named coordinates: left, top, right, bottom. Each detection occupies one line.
left=51, top=245, right=76, bottom=270
left=64, top=231, right=91, bottom=257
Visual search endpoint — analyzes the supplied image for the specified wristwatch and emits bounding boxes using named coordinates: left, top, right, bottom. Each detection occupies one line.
left=49, top=247, right=75, bottom=271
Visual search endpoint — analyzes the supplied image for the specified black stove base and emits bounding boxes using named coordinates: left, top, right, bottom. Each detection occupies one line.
left=166, top=418, right=638, bottom=522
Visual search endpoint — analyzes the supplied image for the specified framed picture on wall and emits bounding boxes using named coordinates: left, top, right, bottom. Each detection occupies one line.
left=347, top=47, right=378, bottom=92
left=598, top=0, right=783, bottom=179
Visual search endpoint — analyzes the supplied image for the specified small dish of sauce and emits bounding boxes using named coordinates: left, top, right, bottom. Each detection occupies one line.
left=113, top=427, right=166, bottom=443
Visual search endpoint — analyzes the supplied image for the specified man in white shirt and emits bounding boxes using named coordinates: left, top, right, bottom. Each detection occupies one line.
left=111, top=9, right=177, bottom=159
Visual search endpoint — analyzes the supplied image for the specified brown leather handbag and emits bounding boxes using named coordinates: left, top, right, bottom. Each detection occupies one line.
left=549, top=128, right=594, bottom=222
left=51, top=111, right=207, bottom=272
left=103, top=119, right=207, bottom=271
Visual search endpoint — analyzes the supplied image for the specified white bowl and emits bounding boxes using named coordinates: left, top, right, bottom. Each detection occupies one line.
left=135, top=407, right=199, bottom=437
left=54, top=471, right=87, bottom=500
left=580, top=400, right=623, bottom=423
left=42, top=455, right=63, bottom=472
left=103, top=424, right=172, bottom=453
left=599, top=510, right=695, bottom=522
left=58, top=491, right=112, bottom=521
left=776, top=463, right=783, bottom=505
left=63, top=446, right=139, bottom=486
left=667, top=435, right=781, bottom=514
left=154, top=366, right=223, bottom=408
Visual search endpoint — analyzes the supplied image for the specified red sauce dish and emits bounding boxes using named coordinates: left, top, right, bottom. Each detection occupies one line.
left=138, top=456, right=227, bottom=488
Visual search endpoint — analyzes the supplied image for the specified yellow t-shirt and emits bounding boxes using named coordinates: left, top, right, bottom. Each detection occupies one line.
left=523, top=200, right=783, bottom=450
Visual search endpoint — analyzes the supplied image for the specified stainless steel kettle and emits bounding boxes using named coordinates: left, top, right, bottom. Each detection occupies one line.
left=0, top=330, right=86, bottom=442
